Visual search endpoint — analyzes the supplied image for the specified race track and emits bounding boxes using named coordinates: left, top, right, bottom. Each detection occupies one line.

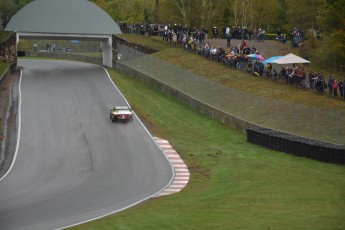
left=0, top=59, right=173, bottom=230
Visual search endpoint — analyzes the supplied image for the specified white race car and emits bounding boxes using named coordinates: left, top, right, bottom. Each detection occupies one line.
left=110, top=105, right=133, bottom=122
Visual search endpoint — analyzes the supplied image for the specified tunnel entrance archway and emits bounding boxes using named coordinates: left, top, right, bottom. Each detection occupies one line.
left=5, top=0, right=121, bottom=67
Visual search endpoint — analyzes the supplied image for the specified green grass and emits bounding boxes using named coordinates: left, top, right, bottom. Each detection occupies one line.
left=70, top=68, right=345, bottom=230
left=118, top=34, right=172, bottom=51
left=0, top=31, right=10, bottom=42
left=0, top=62, right=8, bottom=76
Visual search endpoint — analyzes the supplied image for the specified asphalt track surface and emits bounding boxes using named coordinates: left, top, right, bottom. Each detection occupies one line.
left=0, top=59, right=173, bottom=230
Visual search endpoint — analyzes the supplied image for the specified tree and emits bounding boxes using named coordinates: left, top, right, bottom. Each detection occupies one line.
left=319, top=0, right=345, bottom=67
left=0, top=0, right=33, bottom=18
left=170, top=0, right=223, bottom=28
left=285, top=0, right=325, bottom=32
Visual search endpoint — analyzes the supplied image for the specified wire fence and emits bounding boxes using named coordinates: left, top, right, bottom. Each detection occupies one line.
left=117, top=44, right=345, bottom=146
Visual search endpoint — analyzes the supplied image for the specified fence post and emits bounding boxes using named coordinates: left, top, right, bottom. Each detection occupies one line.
left=275, top=100, right=278, bottom=129
left=313, top=107, right=316, bottom=139
left=336, top=110, right=340, bottom=144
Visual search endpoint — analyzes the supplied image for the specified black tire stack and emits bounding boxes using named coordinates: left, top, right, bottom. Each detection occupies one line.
left=247, top=128, right=345, bottom=165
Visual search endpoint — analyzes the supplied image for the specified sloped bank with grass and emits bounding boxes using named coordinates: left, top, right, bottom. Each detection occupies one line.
left=70, top=68, right=345, bottom=230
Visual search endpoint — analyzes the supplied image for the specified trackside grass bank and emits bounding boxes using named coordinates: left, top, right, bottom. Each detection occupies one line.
left=69, top=68, right=345, bottom=230
left=117, top=34, right=345, bottom=110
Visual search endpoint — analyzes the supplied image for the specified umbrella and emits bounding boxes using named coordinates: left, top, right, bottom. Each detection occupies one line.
left=263, top=55, right=283, bottom=67
left=263, top=55, right=283, bottom=64
left=247, top=53, right=264, bottom=60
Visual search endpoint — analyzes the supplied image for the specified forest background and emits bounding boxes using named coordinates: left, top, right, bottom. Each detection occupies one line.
left=0, top=0, right=344, bottom=71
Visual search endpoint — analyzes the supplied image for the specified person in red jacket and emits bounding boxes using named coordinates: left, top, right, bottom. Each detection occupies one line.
left=240, top=39, right=247, bottom=54
left=333, top=78, right=338, bottom=97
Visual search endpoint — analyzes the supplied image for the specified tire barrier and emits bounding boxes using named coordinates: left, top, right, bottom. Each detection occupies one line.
left=247, top=128, right=345, bottom=165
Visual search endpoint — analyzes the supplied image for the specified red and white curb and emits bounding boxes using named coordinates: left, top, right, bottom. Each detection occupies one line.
left=152, top=137, right=190, bottom=198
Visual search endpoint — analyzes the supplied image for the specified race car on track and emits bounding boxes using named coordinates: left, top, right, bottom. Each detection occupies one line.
left=110, top=105, right=133, bottom=122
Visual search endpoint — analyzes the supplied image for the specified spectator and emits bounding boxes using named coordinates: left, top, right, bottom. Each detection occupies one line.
left=279, top=67, right=287, bottom=80
left=316, top=73, right=325, bottom=94
left=225, top=26, right=231, bottom=47
left=204, top=27, right=208, bottom=39
left=266, top=63, right=272, bottom=78
left=338, top=79, right=344, bottom=100
left=212, top=26, right=218, bottom=39
left=172, top=33, right=177, bottom=46
left=240, top=39, right=247, bottom=54
left=199, top=29, right=205, bottom=44
left=328, top=75, right=334, bottom=96
left=258, top=61, right=264, bottom=77
left=297, top=65, right=304, bottom=86
left=333, top=78, right=338, bottom=97
left=309, top=71, right=315, bottom=90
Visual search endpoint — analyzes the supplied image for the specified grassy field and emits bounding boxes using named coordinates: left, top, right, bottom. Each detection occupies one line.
left=70, top=68, right=345, bottom=230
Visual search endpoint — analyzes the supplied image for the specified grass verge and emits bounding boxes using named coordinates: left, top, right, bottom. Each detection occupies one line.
left=70, top=68, right=345, bottom=230
left=0, top=62, right=8, bottom=76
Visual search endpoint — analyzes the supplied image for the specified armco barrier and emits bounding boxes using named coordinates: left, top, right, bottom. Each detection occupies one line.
left=247, top=128, right=345, bottom=165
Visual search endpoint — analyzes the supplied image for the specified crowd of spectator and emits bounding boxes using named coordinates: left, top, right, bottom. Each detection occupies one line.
left=129, top=23, right=345, bottom=101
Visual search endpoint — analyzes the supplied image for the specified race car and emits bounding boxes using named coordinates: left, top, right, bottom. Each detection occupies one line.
left=110, top=105, right=133, bottom=122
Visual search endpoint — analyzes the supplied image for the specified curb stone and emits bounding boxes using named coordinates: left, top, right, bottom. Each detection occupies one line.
left=152, top=137, right=190, bottom=198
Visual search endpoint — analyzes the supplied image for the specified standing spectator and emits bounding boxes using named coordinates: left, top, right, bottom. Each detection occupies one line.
left=248, top=28, right=252, bottom=41
left=338, top=79, right=344, bottom=100
left=279, top=67, right=287, bottom=80
left=172, top=33, right=177, bottom=46
left=240, top=39, right=247, bottom=54
left=226, top=33, right=231, bottom=48
left=297, top=65, right=304, bottom=86
left=328, top=75, right=334, bottom=96
left=222, top=25, right=227, bottom=39
left=163, top=25, right=168, bottom=42
left=225, top=26, right=231, bottom=48
left=212, top=26, right=218, bottom=39
left=199, top=29, right=205, bottom=44
left=258, top=61, right=264, bottom=77
left=309, top=71, right=315, bottom=90
left=266, top=63, right=272, bottom=78
left=333, top=78, right=338, bottom=97
left=204, top=27, right=208, bottom=39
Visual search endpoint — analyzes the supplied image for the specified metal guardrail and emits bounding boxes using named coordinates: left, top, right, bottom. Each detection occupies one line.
left=117, top=43, right=345, bottom=146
